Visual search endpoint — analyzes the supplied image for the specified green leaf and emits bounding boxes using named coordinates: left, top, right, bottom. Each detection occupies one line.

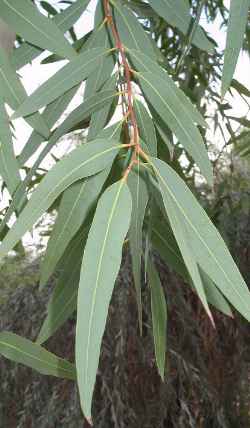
left=37, top=230, right=88, bottom=345
left=87, top=74, right=118, bottom=142
left=84, top=4, right=115, bottom=101
left=134, top=99, right=157, bottom=156
left=151, top=217, right=233, bottom=317
left=150, top=157, right=250, bottom=322
left=50, top=88, right=118, bottom=144
left=0, top=331, right=76, bottom=380
left=76, top=179, right=132, bottom=423
left=112, top=0, right=157, bottom=59
left=128, top=49, right=207, bottom=129
left=40, top=168, right=110, bottom=287
left=138, top=72, right=213, bottom=185
left=231, top=79, right=250, bottom=98
left=148, top=259, right=167, bottom=381
left=222, top=0, right=250, bottom=98
left=0, top=0, right=76, bottom=60
left=0, top=121, right=123, bottom=238
left=199, top=268, right=233, bottom=318
left=19, top=84, right=81, bottom=166
left=11, top=0, right=90, bottom=70
left=0, top=99, right=21, bottom=196
left=12, top=47, right=109, bottom=119
left=128, top=169, right=149, bottom=333
left=0, top=138, right=122, bottom=258
left=147, top=0, right=214, bottom=53
left=0, top=47, right=50, bottom=138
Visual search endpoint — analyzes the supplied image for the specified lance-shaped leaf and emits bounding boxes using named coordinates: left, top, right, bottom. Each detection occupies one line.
left=147, top=0, right=214, bottom=53
left=37, top=229, right=88, bottom=344
left=128, top=49, right=207, bottom=129
left=0, top=47, right=49, bottom=138
left=19, top=84, right=81, bottom=166
left=150, top=157, right=250, bottom=322
left=134, top=99, right=157, bottom=156
left=0, top=0, right=76, bottom=60
left=0, top=331, right=76, bottom=380
left=151, top=218, right=233, bottom=317
left=221, top=0, right=250, bottom=98
left=112, top=0, right=156, bottom=59
left=51, top=89, right=118, bottom=145
left=0, top=118, right=122, bottom=238
left=20, top=86, right=117, bottom=167
left=0, top=138, right=122, bottom=258
left=12, top=47, right=109, bottom=119
left=128, top=168, right=148, bottom=333
left=87, top=74, right=118, bottom=142
left=148, top=259, right=167, bottom=381
left=40, top=168, right=110, bottom=287
left=11, top=0, right=90, bottom=70
left=137, top=72, right=212, bottom=185
left=0, top=99, right=21, bottom=196
left=76, top=179, right=132, bottom=423
left=84, top=4, right=115, bottom=101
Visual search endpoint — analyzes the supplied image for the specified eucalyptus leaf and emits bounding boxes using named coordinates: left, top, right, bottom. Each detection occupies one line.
left=222, top=0, right=250, bottom=98
left=12, top=47, right=109, bottom=119
left=76, top=179, right=132, bottom=422
left=0, top=139, right=122, bottom=258
left=148, top=259, right=167, bottom=381
left=0, top=0, right=76, bottom=60
left=0, top=331, right=76, bottom=380
left=151, top=157, right=250, bottom=322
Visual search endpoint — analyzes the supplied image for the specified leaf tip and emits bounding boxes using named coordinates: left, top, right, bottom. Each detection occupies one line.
left=86, top=416, right=93, bottom=426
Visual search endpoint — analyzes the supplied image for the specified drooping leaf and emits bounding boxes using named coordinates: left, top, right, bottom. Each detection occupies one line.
left=0, top=99, right=20, bottom=196
left=151, top=217, right=233, bottom=317
left=40, top=168, right=110, bottom=287
left=76, top=179, right=132, bottom=423
left=147, top=0, right=214, bottom=53
left=128, top=49, right=208, bottom=129
left=112, top=0, right=157, bottom=59
left=84, top=4, right=115, bottom=101
left=128, top=168, right=149, bottom=333
left=11, top=0, right=90, bottom=69
left=0, top=0, right=76, bottom=60
left=0, top=47, right=50, bottom=138
left=138, top=72, right=213, bottom=184
left=148, top=259, right=167, bottom=381
left=50, top=88, right=118, bottom=145
left=0, top=138, right=122, bottom=258
left=0, top=331, right=76, bottom=380
left=199, top=267, right=233, bottom=318
left=37, top=229, right=88, bottom=344
left=150, top=157, right=250, bottom=322
left=134, top=98, right=157, bottom=156
left=19, top=84, right=81, bottom=166
left=12, top=47, right=110, bottom=119
left=222, top=0, right=250, bottom=98
left=0, top=119, right=123, bottom=239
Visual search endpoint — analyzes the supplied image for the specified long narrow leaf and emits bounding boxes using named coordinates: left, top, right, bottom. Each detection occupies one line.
left=0, top=0, right=76, bottom=60
left=76, top=179, right=132, bottom=423
left=148, top=259, right=167, bottom=381
left=222, top=0, right=250, bottom=97
left=12, top=47, right=109, bottom=119
left=0, top=331, right=76, bottom=380
left=150, top=157, right=250, bottom=322
left=0, top=139, right=122, bottom=258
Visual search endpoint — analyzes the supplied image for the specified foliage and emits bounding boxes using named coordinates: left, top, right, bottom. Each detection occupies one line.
left=0, top=0, right=250, bottom=424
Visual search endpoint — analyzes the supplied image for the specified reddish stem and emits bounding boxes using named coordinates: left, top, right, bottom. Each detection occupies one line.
left=103, top=0, right=139, bottom=150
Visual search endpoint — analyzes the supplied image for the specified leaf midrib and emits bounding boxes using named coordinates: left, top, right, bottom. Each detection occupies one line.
left=153, top=161, right=249, bottom=313
left=84, top=179, right=125, bottom=392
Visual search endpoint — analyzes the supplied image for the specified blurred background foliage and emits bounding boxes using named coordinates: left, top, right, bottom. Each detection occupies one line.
left=0, top=0, right=250, bottom=426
